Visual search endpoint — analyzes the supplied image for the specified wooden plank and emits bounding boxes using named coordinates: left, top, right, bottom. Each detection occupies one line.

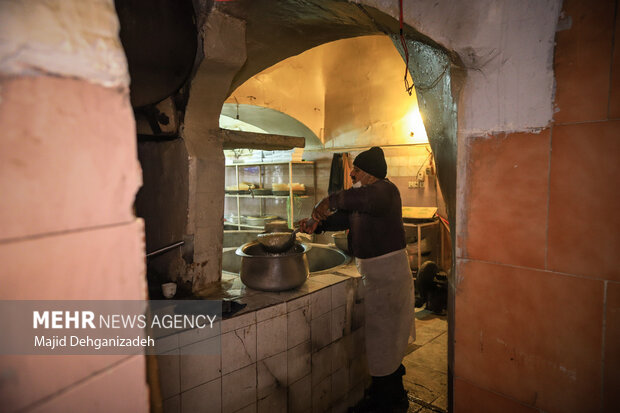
left=220, top=129, right=305, bottom=150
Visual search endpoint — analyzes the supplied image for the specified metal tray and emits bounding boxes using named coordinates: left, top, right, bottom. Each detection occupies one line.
left=272, top=190, right=306, bottom=196
left=251, top=188, right=272, bottom=195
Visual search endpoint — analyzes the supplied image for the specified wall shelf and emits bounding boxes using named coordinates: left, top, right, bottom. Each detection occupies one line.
left=223, top=223, right=265, bottom=230
left=225, top=160, right=314, bottom=167
left=225, top=161, right=317, bottom=230
left=225, top=194, right=311, bottom=199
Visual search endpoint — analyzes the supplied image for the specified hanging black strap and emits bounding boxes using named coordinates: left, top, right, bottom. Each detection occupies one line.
left=328, top=153, right=344, bottom=194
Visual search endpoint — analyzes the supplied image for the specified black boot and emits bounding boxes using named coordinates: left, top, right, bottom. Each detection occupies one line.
left=384, top=364, right=408, bottom=412
left=348, top=365, right=408, bottom=413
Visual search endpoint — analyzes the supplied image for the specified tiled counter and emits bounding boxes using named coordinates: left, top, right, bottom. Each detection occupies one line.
left=158, top=264, right=369, bottom=413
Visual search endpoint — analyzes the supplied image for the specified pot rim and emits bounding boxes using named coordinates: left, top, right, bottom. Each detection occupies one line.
left=235, top=241, right=312, bottom=258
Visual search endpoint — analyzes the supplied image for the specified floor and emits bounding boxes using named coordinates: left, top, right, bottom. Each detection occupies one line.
left=403, top=308, right=448, bottom=413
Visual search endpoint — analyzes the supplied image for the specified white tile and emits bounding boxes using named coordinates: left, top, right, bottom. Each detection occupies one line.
left=257, top=388, right=287, bottom=413
left=257, top=352, right=287, bottom=399
left=312, top=273, right=347, bottom=285
left=351, top=328, right=366, bottom=359
left=311, top=312, right=331, bottom=352
left=331, top=339, right=347, bottom=374
left=312, top=376, right=331, bottom=413
left=156, top=333, right=180, bottom=354
left=222, top=312, right=256, bottom=333
left=179, top=334, right=221, bottom=355
left=310, top=287, right=331, bottom=320
left=179, top=321, right=221, bottom=347
left=158, top=350, right=180, bottom=400
left=333, top=266, right=361, bottom=278
left=287, top=306, right=310, bottom=349
left=222, top=363, right=257, bottom=413
left=163, top=395, right=180, bottom=413
left=351, top=299, right=365, bottom=331
left=181, top=378, right=221, bottom=413
left=179, top=337, right=221, bottom=392
left=348, top=356, right=369, bottom=390
left=236, top=294, right=284, bottom=315
left=222, top=324, right=257, bottom=375
left=256, top=314, right=287, bottom=360
left=287, top=294, right=311, bottom=313
left=331, top=367, right=349, bottom=403
left=305, top=277, right=334, bottom=294
left=331, top=280, right=349, bottom=309
left=311, top=344, right=332, bottom=387
left=344, top=299, right=354, bottom=332
left=262, top=288, right=308, bottom=304
left=256, top=302, right=286, bottom=322
left=233, top=403, right=256, bottom=413
left=331, top=305, right=346, bottom=342
left=288, top=374, right=311, bottom=413
left=287, top=341, right=311, bottom=384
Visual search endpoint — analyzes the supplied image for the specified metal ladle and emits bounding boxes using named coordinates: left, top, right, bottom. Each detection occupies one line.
left=256, top=218, right=315, bottom=253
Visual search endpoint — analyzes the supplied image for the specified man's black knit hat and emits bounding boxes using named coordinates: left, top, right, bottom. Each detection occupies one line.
left=353, top=146, right=387, bottom=179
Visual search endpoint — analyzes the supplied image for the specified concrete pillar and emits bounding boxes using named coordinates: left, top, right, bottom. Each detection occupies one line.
left=181, top=9, right=247, bottom=292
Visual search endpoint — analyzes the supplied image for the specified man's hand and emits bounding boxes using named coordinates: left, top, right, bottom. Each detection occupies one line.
left=299, top=218, right=319, bottom=234
left=312, top=197, right=331, bottom=221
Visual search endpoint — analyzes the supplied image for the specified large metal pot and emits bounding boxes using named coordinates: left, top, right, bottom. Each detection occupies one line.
left=235, top=241, right=311, bottom=291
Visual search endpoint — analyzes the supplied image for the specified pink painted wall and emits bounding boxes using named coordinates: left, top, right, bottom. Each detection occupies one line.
left=454, top=1, right=620, bottom=411
left=0, top=76, right=149, bottom=411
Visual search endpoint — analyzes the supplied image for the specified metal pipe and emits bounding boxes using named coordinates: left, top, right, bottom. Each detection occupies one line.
left=417, top=224, right=422, bottom=271
left=146, top=241, right=184, bottom=258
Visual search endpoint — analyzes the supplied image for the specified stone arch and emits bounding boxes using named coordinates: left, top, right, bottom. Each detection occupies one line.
left=220, top=103, right=323, bottom=149
left=181, top=2, right=459, bottom=292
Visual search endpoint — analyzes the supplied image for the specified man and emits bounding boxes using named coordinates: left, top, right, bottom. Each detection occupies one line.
left=300, top=146, right=414, bottom=412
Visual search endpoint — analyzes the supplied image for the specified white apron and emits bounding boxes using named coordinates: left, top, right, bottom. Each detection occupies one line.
left=356, top=248, right=415, bottom=377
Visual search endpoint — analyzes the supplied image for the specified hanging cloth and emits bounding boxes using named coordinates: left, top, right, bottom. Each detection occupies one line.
left=328, top=153, right=344, bottom=194
left=328, top=152, right=353, bottom=193
left=342, top=153, right=352, bottom=190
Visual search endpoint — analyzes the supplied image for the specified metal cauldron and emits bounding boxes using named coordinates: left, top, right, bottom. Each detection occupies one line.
left=235, top=241, right=311, bottom=291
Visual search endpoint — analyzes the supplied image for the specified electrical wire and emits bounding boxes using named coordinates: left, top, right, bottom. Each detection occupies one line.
left=415, top=62, right=450, bottom=91
left=415, top=150, right=434, bottom=178
left=399, top=0, right=414, bottom=96
left=398, top=0, right=449, bottom=93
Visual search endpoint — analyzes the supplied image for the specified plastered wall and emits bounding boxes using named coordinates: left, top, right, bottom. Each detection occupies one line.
left=359, top=0, right=562, bottom=134
left=454, top=1, right=620, bottom=411
left=228, top=35, right=442, bottom=213
left=228, top=35, right=428, bottom=148
left=0, top=1, right=149, bottom=411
